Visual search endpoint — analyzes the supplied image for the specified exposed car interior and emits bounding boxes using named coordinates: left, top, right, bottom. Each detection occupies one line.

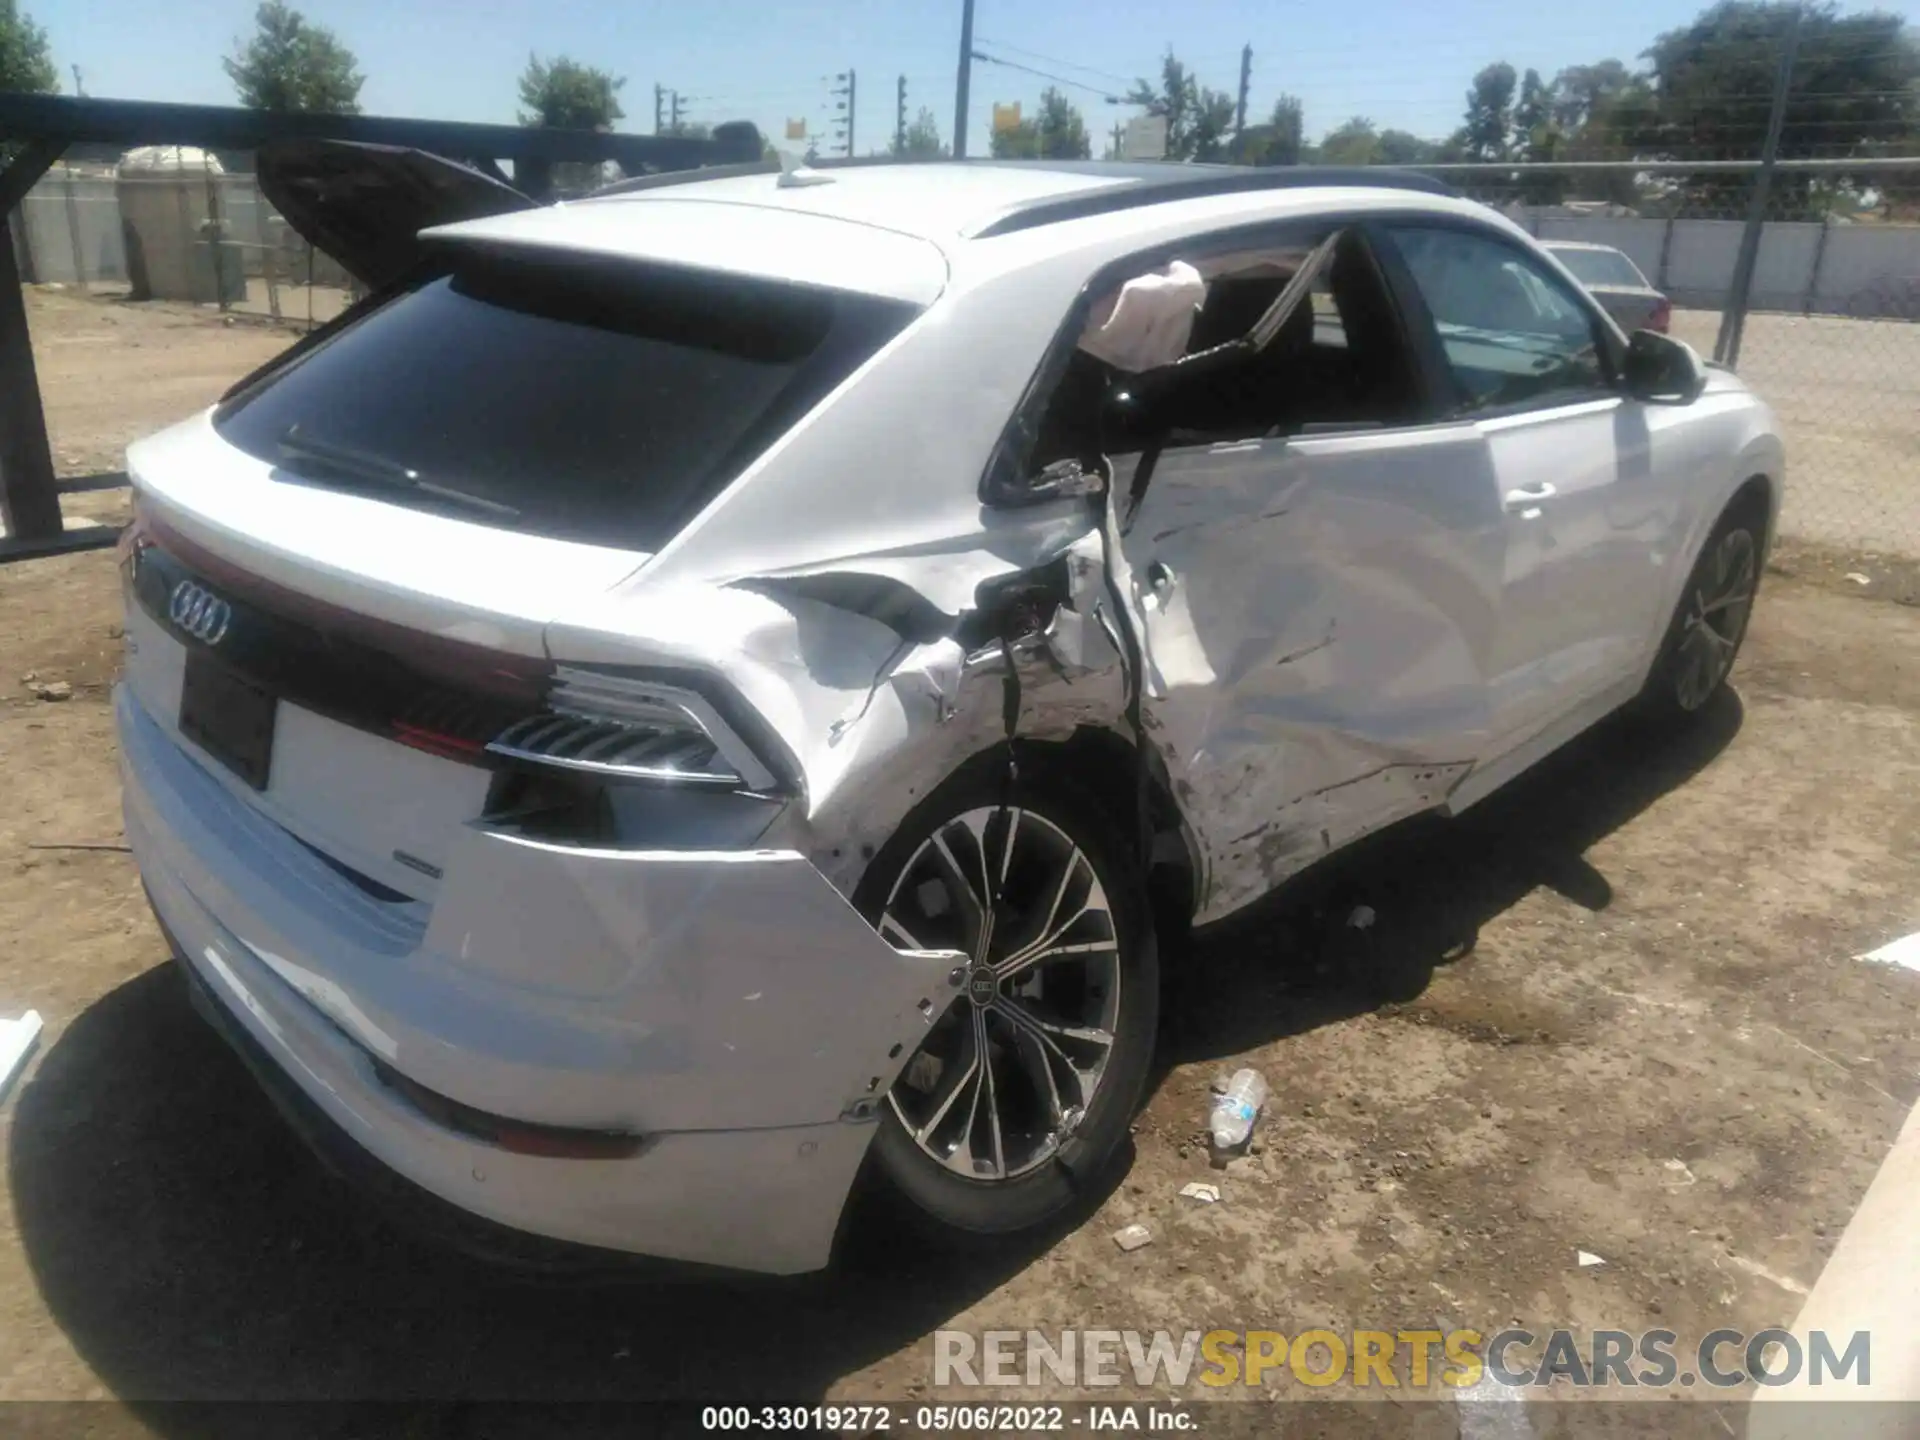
left=1031, top=229, right=1424, bottom=473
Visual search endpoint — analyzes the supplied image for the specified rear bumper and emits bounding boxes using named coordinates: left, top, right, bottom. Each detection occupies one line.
left=117, top=683, right=950, bottom=1274
left=168, top=938, right=728, bottom=1279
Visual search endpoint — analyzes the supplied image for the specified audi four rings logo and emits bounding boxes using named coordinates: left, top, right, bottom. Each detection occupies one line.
left=168, top=581, right=232, bottom=645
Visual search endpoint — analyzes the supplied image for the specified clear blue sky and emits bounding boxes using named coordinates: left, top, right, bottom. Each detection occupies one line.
left=33, top=0, right=1920, bottom=157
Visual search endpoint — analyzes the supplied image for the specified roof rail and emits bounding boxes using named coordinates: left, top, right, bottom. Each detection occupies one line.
left=965, top=165, right=1457, bottom=239
left=587, top=158, right=779, bottom=198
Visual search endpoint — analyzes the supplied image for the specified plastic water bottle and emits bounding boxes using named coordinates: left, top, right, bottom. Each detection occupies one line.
left=1209, top=1068, right=1269, bottom=1150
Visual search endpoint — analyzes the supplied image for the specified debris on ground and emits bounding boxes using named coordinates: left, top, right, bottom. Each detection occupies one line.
left=1845, top=572, right=1871, bottom=585
left=1209, top=1067, right=1269, bottom=1150
left=1113, top=1223, right=1153, bottom=1253
left=26, top=680, right=72, bottom=702
left=1663, top=1159, right=1698, bottom=1187
left=1577, top=1250, right=1607, bottom=1268
left=0, top=1011, right=43, bottom=1102
left=1178, top=1182, right=1221, bottom=1205
left=1348, top=904, right=1377, bottom=930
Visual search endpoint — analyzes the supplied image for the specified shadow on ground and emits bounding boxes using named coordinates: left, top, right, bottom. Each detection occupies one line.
left=7, top=692, right=1742, bottom=1432
left=1157, top=690, right=1743, bottom=1073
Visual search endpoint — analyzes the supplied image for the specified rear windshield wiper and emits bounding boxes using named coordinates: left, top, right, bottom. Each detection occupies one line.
left=276, top=426, right=521, bottom=520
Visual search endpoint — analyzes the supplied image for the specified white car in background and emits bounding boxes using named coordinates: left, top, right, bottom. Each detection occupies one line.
left=1543, top=238, right=1673, bottom=335
left=116, top=148, right=1783, bottom=1274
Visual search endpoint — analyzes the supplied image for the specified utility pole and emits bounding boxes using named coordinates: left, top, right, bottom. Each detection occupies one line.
left=1111, top=121, right=1125, bottom=160
left=1715, top=6, right=1803, bottom=368
left=897, top=75, right=908, bottom=155
left=1234, top=45, right=1252, bottom=155
left=953, top=0, right=976, bottom=159
left=654, top=83, right=666, bottom=135
left=830, top=70, right=855, bottom=157
left=70, top=64, right=84, bottom=98
left=670, top=90, right=685, bottom=135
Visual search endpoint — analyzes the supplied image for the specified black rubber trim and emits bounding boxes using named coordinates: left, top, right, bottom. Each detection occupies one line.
left=966, top=165, right=1457, bottom=239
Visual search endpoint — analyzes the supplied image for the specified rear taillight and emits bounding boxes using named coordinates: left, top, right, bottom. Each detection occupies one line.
left=485, top=667, right=782, bottom=793
left=1647, top=298, right=1672, bottom=333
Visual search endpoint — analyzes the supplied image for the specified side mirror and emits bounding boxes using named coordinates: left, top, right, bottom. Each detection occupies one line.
left=1624, top=330, right=1707, bottom=405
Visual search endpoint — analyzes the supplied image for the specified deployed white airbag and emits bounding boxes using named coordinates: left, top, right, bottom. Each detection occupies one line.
left=1077, top=259, right=1205, bottom=372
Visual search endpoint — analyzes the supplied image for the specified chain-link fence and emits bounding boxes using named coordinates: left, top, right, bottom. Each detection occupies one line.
left=1425, top=157, right=1920, bottom=560
left=12, top=148, right=1920, bottom=559
left=9, top=152, right=361, bottom=328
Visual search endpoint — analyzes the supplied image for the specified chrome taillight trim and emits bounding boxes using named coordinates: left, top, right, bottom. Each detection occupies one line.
left=484, top=668, right=780, bottom=793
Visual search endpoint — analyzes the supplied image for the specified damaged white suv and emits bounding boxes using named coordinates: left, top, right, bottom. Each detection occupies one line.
left=117, top=147, right=1783, bottom=1274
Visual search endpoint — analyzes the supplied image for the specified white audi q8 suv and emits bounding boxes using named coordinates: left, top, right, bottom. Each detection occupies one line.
left=117, top=148, right=1783, bottom=1274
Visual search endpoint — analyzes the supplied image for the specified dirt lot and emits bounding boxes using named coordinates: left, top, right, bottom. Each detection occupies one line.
left=3, top=291, right=1920, bottom=1436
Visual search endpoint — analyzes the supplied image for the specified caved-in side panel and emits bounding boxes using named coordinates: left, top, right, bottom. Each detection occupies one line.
left=1111, top=424, right=1507, bottom=922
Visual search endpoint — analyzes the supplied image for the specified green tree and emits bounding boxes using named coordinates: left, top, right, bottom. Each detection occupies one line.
left=1514, top=68, right=1553, bottom=151
left=1126, top=52, right=1193, bottom=158
left=1189, top=84, right=1238, bottom=161
left=1236, top=93, right=1304, bottom=165
left=1513, top=67, right=1568, bottom=202
left=991, top=87, right=1090, bottom=160
left=1125, top=52, right=1239, bottom=160
left=1636, top=2, right=1920, bottom=215
left=1550, top=59, right=1634, bottom=137
left=1640, top=2, right=1917, bottom=160
left=1377, top=128, right=1440, bottom=165
left=0, top=0, right=57, bottom=96
left=1460, top=60, right=1517, bottom=161
left=891, top=106, right=945, bottom=159
left=1319, top=116, right=1379, bottom=166
left=517, top=53, right=625, bottom=130
left=222, top=1, right=364, bottom=113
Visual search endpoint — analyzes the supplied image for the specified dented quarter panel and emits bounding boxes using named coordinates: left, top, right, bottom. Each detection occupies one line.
left=1110, top=423, right=1506, bottom=923
left=545, top=523, right=1130, bottom=900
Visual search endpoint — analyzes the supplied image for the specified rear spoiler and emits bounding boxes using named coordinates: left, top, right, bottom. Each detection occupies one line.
left=256, top=139, right=539, bottom=290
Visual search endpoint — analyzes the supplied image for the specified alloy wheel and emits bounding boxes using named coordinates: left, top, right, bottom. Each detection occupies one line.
left=878, top=806, right=1121, bottom=1182
left=1673, top=526, right=1756, bottom=712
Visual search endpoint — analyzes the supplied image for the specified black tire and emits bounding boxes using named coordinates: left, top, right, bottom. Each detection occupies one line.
left=852, top=760, right=1159, bottom=1237
left=1636, top=500, right=1764, bottom=726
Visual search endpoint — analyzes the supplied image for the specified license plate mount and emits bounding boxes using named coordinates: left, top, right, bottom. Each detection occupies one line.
left=178, top=649, right=277, bottom=790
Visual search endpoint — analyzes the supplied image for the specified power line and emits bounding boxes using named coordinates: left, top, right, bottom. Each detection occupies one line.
left=970, top=50, right=1129, bottom=104
left=970, top=35, right=1138, bottom=88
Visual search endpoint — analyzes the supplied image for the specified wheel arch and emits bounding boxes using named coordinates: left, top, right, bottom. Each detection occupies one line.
left=842, top=723, right=1203, bottom=948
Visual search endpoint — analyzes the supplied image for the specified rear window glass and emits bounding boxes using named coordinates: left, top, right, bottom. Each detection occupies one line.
left=215, top=247, right=918, bottom=550
left=1550, top=246, right=1648, bottom=289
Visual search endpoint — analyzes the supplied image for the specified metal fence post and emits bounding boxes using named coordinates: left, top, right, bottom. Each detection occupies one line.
left=0, top=137, right=68, bottom=542
left=202, top=153, right=228, bottom=311
left=1803, top=215, right=1832, bottom=315
left=59, top=164, right=86, bottom=291
left=1714, top=8, right=1803, bottom=368
left=171, top=150, right=195, bottom=301
left=8, top=203, right=35, bottom=285
left=1656, top=213, right=1677, bottom=291
left=260, top=211, right=282, bottom=322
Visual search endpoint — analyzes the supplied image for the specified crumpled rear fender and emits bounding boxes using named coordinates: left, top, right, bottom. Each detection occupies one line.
left=545, top=520, right=1138, bottom=899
